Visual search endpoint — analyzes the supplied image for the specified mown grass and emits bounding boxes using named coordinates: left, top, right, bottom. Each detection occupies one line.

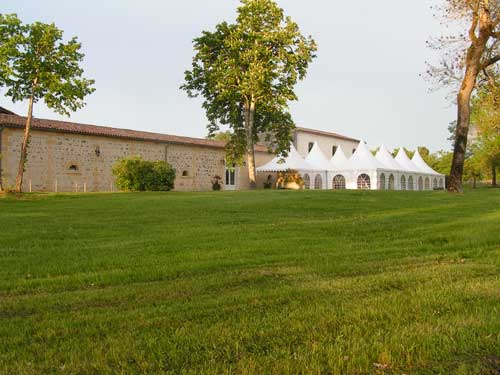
left=0, top=189, right=499, bottom=374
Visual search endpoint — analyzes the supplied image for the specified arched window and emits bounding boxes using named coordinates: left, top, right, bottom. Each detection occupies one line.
left=303, top=174, right=310, bottom=190
left=439, top=178, right=444, bottom=189
left=433, top=178, right=438, bottom=189
left=388, top=174, right=395, bottom=190
left=379, top=173, right=386, bottom=190
left=182, top=170, right=189, bottom=177
left=332, top=175, right=346, bottom=190
left=357, top=174, right=371, bottom=190
left=68, top=164, right=78, bottom=172
left=400, top=175, right=406, bottom=190
left=425, top=177, right=430, bottom=190
left=308, top=142, right=314, bottom=152
left=408, top=176, right=414, bottom=191
left=314, top=174, right=323, bottom=189
left=418, top=176, right=424, bottom=191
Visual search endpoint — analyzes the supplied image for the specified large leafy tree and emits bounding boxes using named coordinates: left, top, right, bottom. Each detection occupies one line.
left=0, top=14, right=95, bottom=192
left=182, top=0, right=316, bottom=188
left=427, top=0, right=500, bottom=192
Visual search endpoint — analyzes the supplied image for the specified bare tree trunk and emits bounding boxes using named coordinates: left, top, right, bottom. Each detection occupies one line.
left=449, top=6, right=493, bottom=193
left=449, top=60, right=489, bottom=192
left=15, top=90, right=35, bottom=193
left=244, top=99, right=257, bottom=189
left=472, top=176, right=477, bottom=189
left=492, top=164, right=497, bottom=187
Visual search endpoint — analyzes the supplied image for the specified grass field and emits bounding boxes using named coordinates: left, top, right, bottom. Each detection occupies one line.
left=1, top=189, right=499, bottom=374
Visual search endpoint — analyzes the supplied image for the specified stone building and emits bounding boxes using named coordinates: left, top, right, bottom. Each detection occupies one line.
left=0, top=107, right=359, bottom=192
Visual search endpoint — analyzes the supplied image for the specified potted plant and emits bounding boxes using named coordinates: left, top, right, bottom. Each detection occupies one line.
left=211, top=175, right=222, bottom=191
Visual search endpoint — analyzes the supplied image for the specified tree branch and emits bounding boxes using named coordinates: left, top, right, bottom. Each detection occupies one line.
left=481, top=55, right=500, bottom=68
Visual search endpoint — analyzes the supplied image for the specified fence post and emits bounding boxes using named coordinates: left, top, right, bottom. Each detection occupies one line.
left=84, top=182, right=87, bottom=193
left=29, top=179, right=32, bottom=193
left=55, top=179, right=58, bottom=193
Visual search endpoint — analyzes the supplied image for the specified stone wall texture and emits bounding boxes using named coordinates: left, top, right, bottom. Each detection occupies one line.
left=0, top=127, right=265, bottom=192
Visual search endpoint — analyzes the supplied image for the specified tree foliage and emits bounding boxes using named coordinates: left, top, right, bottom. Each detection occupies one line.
left=181, top=0, right=316, bottom=188
left=112, top=157, right=176, bottom=192
left=0, top=14, right=95, bottom=192
left=471, top=73, right=500, bottom=185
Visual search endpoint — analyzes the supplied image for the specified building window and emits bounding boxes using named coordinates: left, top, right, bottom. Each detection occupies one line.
left=408, top=176, right=414, bottom=191
left=303, top=174, right=310, bottom=189
left=379, top=173, right=386, bottom=190
left=352, top=149, right=356, bottom=154
left=308, top=142, right=314, bottom=153
left=388, top=174, right=395, bottom=190
left=225, top=165, right=236, bottom=186
left=418, top=176, right=424, bottom=191
left=400, top=175, right=406, bottom=190
left=433, top=178, right=438, bottom=189
left=332, top=175, right=346, bottom=190
left=357, top=174, right=370, bottom=190
left=425, top=177, right=430, bottom=190
left=182, top=170, right=189, bottom=177
left=68, top=164, right=78, bottom=172
left=332, top=145, right=338, bottom=156
left=314, top=174, right=322, bottom=189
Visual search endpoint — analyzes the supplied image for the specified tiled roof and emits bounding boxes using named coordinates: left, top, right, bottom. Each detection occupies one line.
left=0, top=113, right=269, bottom=152
left=0, top=106, right=17, bottom=115
left=295, top=126, right=359, bottom=142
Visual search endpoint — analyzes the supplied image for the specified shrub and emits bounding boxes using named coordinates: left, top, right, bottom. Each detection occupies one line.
left=112, top=157, right=176, bottom=191
left=276, top=170, right=304, bottom=189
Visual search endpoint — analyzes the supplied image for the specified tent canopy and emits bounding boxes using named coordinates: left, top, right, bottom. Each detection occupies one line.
left=305, top=142, right=331, bottom=170
left=330, top=147, right=348, bottom=169
left=256, top=143, right=318, bottom=172
left=412, top=150, right=442, bottom=175
left=375, top=145, right=406, bottom=171
left=394, top=149, right=421, bottom=173
left=336, top=140, right=386, bottom=171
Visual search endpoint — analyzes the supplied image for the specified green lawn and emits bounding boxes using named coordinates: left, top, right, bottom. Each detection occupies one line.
left=1, top=189, right=499, bottom=374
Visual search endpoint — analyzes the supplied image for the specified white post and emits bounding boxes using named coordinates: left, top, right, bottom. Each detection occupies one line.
left=29, top=179, right=32, bottom=193
left=84, top=182, right=87, bottom=193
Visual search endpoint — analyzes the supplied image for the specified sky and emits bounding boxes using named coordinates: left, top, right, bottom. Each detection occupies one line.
left=1, top=0, right=454, bottom=151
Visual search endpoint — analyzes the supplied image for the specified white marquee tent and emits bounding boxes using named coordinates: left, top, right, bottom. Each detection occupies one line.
left=256, top=141, right=445, bottom=191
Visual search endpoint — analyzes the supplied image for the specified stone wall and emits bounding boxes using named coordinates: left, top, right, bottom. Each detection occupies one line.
left=0, top=127, right=229, bottom=192
left=0, top=127, right=276, bottom=192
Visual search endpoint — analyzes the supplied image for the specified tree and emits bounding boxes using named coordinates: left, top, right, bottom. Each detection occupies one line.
left=0, top=14, right=95, bottom=192
left=181, top=0, right=316, bottom=188
left=207, top=130, right=232, bottom=142
left=471, top=73, right=500, bottom=186
left=428, top=150, right=454, bottom=176
left=427, top=0, right=500, bottom=192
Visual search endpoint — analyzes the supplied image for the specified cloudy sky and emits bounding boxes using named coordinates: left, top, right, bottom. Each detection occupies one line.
left=2, top=0, right=454, bottom=151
